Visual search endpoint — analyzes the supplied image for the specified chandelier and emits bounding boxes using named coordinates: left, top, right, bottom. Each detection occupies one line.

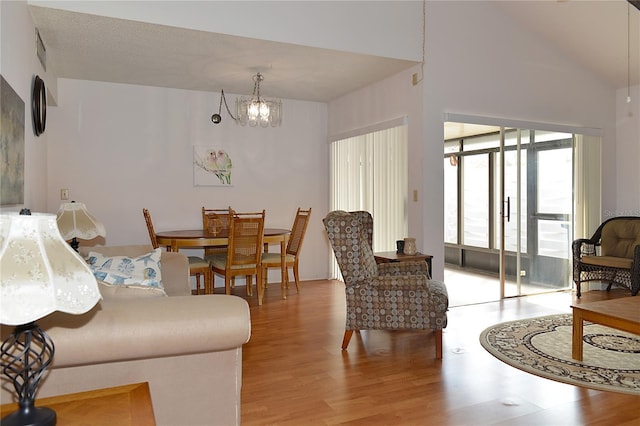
left=236, top=73, right=282, bottom=127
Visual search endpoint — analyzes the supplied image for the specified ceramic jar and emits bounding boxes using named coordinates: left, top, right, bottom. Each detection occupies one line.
left=403, top=237, right=417, bottom=255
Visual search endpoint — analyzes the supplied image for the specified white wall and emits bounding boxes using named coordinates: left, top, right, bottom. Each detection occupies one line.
left=328, top=1, right=624, bottom=281
left=422, top=1, right=618, bottom=278
left=46, top=79, right=329, bottom=284
left=613, top=84, right=640, bottom=218
left=328, top=65, right=424, bottom=253
left=0, top=0, right=55, bottom=212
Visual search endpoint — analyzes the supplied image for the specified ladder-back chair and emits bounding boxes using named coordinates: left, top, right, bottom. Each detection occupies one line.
left=143, top=208, right=211, bottom=295
left=262, top=208, right=311, bottom=299
left=210, top=209, right=266, bottom=304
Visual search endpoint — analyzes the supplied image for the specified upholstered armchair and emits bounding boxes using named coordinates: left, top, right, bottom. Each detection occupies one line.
left=323, top=210, right=449, bottom=359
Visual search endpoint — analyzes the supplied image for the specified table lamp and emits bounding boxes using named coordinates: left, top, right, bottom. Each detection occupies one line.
left=56, top=202, right=106, bottom=252
left=0, top=211, right=101, bottom=426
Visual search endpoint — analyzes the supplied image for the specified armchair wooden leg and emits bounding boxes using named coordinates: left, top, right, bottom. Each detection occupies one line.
left=341, top=330, right=354, bottom=350
left=435, top=329, right=443, bottom=360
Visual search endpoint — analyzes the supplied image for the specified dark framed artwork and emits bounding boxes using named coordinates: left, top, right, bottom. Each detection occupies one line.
left=0, top=75, right=25, bottom=206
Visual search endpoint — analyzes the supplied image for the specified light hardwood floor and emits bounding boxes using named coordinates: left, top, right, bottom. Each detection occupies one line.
left=237, top=281, right=639, bottom=425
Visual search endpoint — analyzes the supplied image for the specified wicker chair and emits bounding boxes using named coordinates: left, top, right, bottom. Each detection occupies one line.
left=202, top=207, right=231, bottom=257
left=262, top=208, right=311, bottom=298
left=572, top=216, right=640, bottom=297
left=143, top=208, right=211, bottom=295
left=210, top=210, right=266, bottom=304
left=323, top=210, right=448, bottom=359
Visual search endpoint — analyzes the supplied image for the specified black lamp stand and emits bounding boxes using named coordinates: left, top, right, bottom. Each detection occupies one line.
left=1, top=323, right=56, bottom=426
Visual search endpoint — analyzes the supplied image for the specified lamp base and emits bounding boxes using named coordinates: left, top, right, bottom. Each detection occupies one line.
left=1, top=404, right=56, bottom=426
left=1, top=323, right=56, bottom=426
left=70, top=237, right=79, bottom=252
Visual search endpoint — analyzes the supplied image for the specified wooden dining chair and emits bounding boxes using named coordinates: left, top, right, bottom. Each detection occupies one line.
left=202, top=207, right=231, bottom=255
left=209, top=209, right=266, bottom=305
left=142, top=208, right=211, bottom=295
left=202, top=207, right=235, bottom=289
left=262, top=208, right=311, bottom=299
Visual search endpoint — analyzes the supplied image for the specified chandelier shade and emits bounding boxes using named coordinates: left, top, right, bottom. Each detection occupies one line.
left=236, top=73, right=282, bottom=127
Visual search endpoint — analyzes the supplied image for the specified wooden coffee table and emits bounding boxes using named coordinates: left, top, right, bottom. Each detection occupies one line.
left=0, top=382, right=155, bottom=425
left=571, top=297, right=640, bottom=361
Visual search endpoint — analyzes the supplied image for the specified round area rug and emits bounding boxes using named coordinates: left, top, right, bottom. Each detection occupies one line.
left=479, top=314, right=640, bottom=395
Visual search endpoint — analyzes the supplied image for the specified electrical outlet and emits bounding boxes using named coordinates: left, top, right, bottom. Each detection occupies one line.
left=412, top=73, right=418, bottom=86
left=413, top=190, right=418, bottom=202
left=520, top=270, right=526, bottom=277
left=60, top=189, right=69, bottom=200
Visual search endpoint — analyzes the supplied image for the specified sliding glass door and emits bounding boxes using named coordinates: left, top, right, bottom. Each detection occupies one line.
left=499, top=129, right=574, bottom=297
left=445, top=122, right=580, bottom=301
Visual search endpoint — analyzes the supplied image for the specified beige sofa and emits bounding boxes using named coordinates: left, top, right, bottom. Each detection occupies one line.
left=0, top=245, right=251, bottom=426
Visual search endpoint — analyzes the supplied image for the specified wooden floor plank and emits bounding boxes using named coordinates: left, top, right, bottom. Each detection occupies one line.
left=237, top=280, right=639, bottom=425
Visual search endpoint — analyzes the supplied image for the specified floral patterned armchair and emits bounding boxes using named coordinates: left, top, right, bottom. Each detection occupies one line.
left=323, top=210, right=449, bottom=359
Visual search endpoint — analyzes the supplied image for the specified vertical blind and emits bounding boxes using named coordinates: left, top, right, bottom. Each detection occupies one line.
left=329, top=123, right=408, bottom=278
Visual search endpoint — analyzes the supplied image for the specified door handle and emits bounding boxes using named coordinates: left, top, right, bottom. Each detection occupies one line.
left=504, top=197, right=511, bottom=222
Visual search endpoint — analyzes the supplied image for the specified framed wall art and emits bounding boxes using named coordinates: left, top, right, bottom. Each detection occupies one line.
left=0, top=75, right=25, bottom=206
left=193, top=146, right=233, bottom=186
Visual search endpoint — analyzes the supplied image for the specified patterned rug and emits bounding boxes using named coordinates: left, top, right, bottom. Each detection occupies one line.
left=479, top=314, right=640, bottom=395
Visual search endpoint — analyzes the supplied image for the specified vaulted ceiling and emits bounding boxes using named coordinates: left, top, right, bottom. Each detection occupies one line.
left=29, top=1, right=639, bottom=103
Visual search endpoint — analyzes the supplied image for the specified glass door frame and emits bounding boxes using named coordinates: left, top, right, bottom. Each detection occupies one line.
left=444, top=115, right=583, bottom=302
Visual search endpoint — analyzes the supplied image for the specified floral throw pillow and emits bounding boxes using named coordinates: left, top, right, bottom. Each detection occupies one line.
left=87, top=248, right=163, bottom=289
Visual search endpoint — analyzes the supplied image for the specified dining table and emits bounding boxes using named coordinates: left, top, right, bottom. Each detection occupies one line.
left=155, top=228, right=291, bottom=294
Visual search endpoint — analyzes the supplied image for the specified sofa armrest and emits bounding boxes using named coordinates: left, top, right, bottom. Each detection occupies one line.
left=25, top=295, right=251, bottom=368
left=158, top=251, right=191, bottom=296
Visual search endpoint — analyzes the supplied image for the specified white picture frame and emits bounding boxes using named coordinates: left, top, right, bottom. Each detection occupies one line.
left=193, top=146, right=233, bottom=186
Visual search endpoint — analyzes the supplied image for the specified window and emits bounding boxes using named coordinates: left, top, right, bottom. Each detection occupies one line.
left=330, top=121, right=408, bottom=277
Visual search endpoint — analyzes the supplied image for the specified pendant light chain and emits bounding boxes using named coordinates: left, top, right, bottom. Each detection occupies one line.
left=627, top=1, right=631, bottom=103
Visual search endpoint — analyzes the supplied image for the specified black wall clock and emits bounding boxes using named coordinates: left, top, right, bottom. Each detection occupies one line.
left=32, top=75, right=46, bottom=136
